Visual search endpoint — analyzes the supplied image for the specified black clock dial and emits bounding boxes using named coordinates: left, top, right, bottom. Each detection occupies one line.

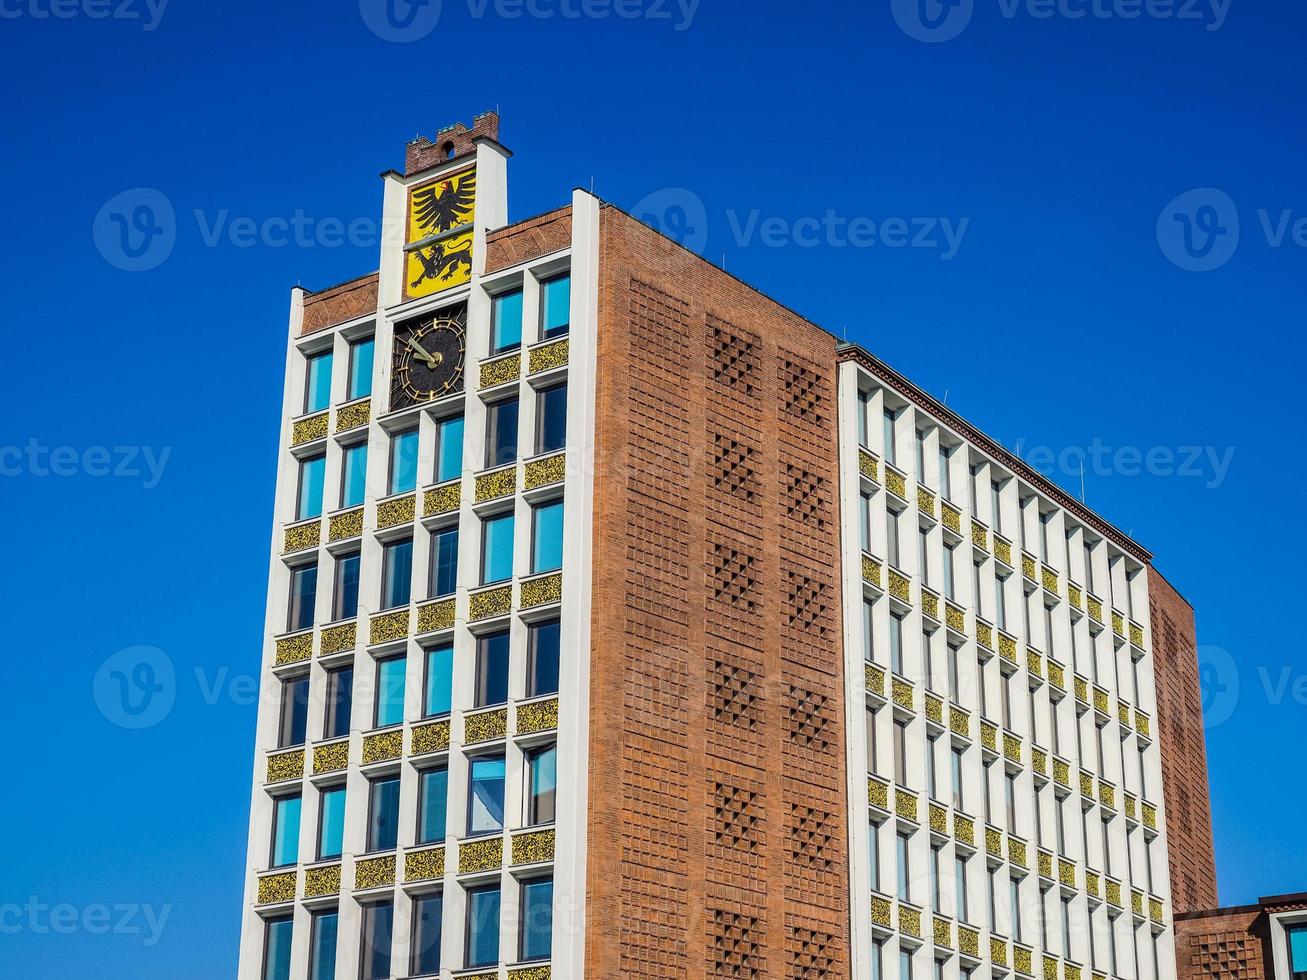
left=391, top=307, right=466, bottom=411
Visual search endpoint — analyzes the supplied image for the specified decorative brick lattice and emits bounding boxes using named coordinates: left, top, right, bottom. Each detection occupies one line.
left=777, top=354, right=827, bottom=428
left=711, top=659, right=762, bottom=730
left=785, top=571, right=831, bottom=638
left=710, top=906, right=765, bottom=979
left=710, top=538, right=759, bottom=613
left=708, top=316, right=760, bottom=399
left=785, top=922, right=836, bottom=979
left=783, top=463, right=827, bottom=532
left=712, top=431, right=758, bottom=505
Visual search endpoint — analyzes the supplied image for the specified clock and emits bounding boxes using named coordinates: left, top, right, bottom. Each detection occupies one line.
left=391, top=307, right=466, bottom=411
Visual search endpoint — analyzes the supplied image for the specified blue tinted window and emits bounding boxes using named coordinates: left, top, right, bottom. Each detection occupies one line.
left=298, top=454, right=325, bottom=520
left=1291, top=926, right=1307, bottom=973
left=425, top=644, right=454, bottom=717
left=412, top=893, right=443, bottom=976
left=482, top=513, right=514, bottom=584
left=485, top=398, right=519, bottom=469
left=390, top=430, right=419, bottom=495
left=262, top=916, right=293, bottom=980
left=305, top=351, right=332, bottom=413
left=361, top=902, right=393, bottom=980
left=527, top=745, right=556, bottom=826
left=279, top=676, right=309, bottom=748
left=348, top=338, right=374, bottom=400
left=435, top=415, right=464, bottom=483
left=520, top=877, right=554, bottom=961
left=535, top=382, right=567, bottom=454
left=528, top=620, right=560, bottom=698
left=342, top=443, right=368, bottom=508
left=367, top=777, right=401, bottom=852
left=333, top=552, right=359, bottom=621
left=308, top=911, right=337, bottom=980
left=431, top=527, right=458, bottom=598
left=465, top=886, right=501, bottom=969
left=289, top=564, right=317, bottom=633
left=375, top=657, right=406, bottom=728
left=476, top=631, right=510, bottom=707
left=468, top=756, right=506, bottom=835
left=540, top=275, right=570, bottom=338
left=419, top=767, right=448, bottom=844
left=318, top=786, right=346, bottom=859
left=532, top=500, right=564, bottom=574
left=381, top=538, right=412, bottom=610
left=271, top=795, right=301, bottom=867
left=491, top=290, right=523, bottom=353
left=325, top=666, right=352, bottom=739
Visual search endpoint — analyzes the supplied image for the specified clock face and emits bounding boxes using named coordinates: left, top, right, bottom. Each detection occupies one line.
left=391, top=308, right=466, bottom=411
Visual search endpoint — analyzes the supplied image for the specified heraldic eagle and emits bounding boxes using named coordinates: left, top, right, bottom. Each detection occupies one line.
left=412, top=172, right=477, bottom=237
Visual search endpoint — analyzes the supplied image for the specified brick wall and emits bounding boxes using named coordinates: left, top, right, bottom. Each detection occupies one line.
left=300, top=272, right=378, bottom=335
left=484, top=206, right=572, bottom=274
left=1174, top=906, right=1271, bottom=980
left=1148, top=569, right=1219, bottom=913
left=585, top=206, right=850, bottom=979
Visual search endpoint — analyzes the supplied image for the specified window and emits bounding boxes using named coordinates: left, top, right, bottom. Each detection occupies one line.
left=424, top=643, right=454, bottom=717
left=1084, top=542, right=1095, bottom=594
left=535, top=381, right=568, bottom=454
left=927, top=734, right=938, bottom=799
left=1287, top=925, right=1307, bottom=980
left=262, top=915, right=293, bottom=980
left=951, top=748, right=965, bottom=810
left=540, top=273, right=570, bottom=338
left=1010, top=878, right=1022, bottom=942
left=528, top=619, right=561, bottom=698
left=418, top=766, right=448, bottom=844
left=869, top=823, right=880, bottom=891
left=862, top=599, right=875, bottom=661
left=297, top=454, right=325, bottom=520
left=955, top=856, right=969, bottom=922
left=520, top=877, right=554, bottom=961
left=374, top=655, right=406, bottom=728
left=860, top=491, right=873, bottom=552
left=333, top=551, right=360, bottom=620
left=360, top=901, right=394, bottom=980
left=304, top=350, right=332, bottom=414
left=1005, top=773, right=1017, bottom=833
left=341, top=442, right=367, bottom=509
left=526, top=744, right=557, bottom=825
left=324, top=666, right=353, bottom=739
left=918, top=527, right=930, bottom=585
left=434, top=414, right=464, bottom=484
left=883, top=409, right=897, bottom=465
left=278, top=675, right=309, bottom=748
left=893, top=720, right=907, bottom=785
left=381, top=537, right=412, bottom=609
left=270, top=794, right=300, bottom=867
left=858, top=390, right=871, bottom=448
left=948, top=643, right=960, bottom=701
left=367, top=776, right=400, bottom=851
left=531, top=498, right=564, bottom=573
left=475, top=630, right=510, bottom=707
left=318, top=786, right=346, bottom=859
left=900, top=950, right=912, bottom=980
left=1060, top=896, right=1072, bottom=959
left=897, top=831, right=911, bottom=900
left=931, top=843, right=942, bottom=911
left=308, top=910, right=338, bottom=980
left=890, top=612, right=905, bottom=675
left=886, top=509, right=900, bottom=567
left=429, top=526, right=459, bottom=598
left=347, top=337, right=374, bottom=400
left=389, top=429, right=418, bottom=495
left=411, top=893, right=443, bottom=977
left=943, top=544, right=955, bottom=601
left=465, top=884, right=502, bottom=968
left=938, top=445, right=952, bottom=501
left=969, top=464, right=981, bottom=514
left=481, top=512, right=515, bottom=584
left=865, top=707, right=877, bottom=771
left=485, top=397, right=519, bottom=469
left=987, top=869, right=997, bottom=931
left=994, top=573, right=1006, bottom=631
left=991, top=480, right=1002, bottom=533
left=1040, top=511, right=1052, bottom=562
left=491, top=288, right=524, bottom=353
left=468, top=755, right=507, bottom=835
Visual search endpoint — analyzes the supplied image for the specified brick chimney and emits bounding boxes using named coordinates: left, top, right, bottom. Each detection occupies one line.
left=405, top=111, right=500, bottom=175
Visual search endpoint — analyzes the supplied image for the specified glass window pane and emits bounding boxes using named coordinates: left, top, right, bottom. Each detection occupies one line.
left=1289, top=926, right=1307, bottom=972
left=318, top=786, right=346, bottom=859
left=468, top=756, right=506, bottom=835
left=520, top=877, right=554, bottom=961
left=375, top=657, right=406, bottom=728
left=348, top=338, right=374, bottom=400
left=271, top=795, right=301, bottom=867
left=368, top=777, right=400, bottom=851
left=360, top=902, right=393, bottom=980
left=486, top=399, right=519, bottom=469
left=430, top=527, right=458, bottom=598
left=289, top=563, right=317, bottom=632
left=412, top=894, right=443, bottom=976
left=419, top=767, right=448, bottom=844
left=435, top=415, right=464, bottom=483
left=305, top=351, right=332, bottom=414
left=541, top=275, right=570, bottom=338
left=536, top=382, right=567, bottom=454
left=528, top=620, right=560, bottom=698
left=279, top=676, right=309, bottom=747
left=325, top=666, right=353, bottom=739
left=382, top=538, right=413, bottom=609
left=476, top=631, right=510, bottom=707
left=333, top=552, right=360, bottom=621
left=466, top=886, right=501, bottom=968
left=532, top=500, right=564, bottom=573
left=342, top=443, right=368, bottom=508
left=492, top=290, right=523, bottom=353
left=263, top=916, right=294, bottom=980
left=390, top=430, right=419, bottom=495
left=298, top=454, right=326, bottom=520
left=528, top=745, right=557, bottom=826
left=308, top=911, right=337, bottom=980
left=482, top=513, right=514, bottom=584
left=425, top=644, right=454, bottom=717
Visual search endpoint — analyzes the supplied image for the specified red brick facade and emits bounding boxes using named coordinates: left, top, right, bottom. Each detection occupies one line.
left=1149, top=569, right=1219, bottom=914
left=300, top=272, right=378, bottom=336
left=584, top=206, right=850, bottom=979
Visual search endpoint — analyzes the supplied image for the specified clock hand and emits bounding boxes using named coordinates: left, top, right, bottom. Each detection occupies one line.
left=405, top=336, right=440, bottom=368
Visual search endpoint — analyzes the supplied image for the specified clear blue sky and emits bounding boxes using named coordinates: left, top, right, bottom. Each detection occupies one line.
left=2, top=1, right=1303, bottom=975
